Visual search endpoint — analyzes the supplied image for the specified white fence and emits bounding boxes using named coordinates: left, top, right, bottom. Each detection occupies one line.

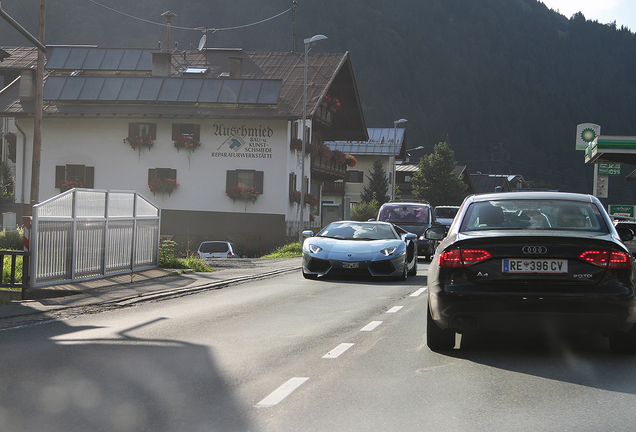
left=31, top=189, right=160, bottom=288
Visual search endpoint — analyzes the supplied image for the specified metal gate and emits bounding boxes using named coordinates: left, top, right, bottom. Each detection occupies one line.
left=31, top=189, right=160, bottom=288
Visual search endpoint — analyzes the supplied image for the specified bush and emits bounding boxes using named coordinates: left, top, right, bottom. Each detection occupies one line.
left=261, top=242, right=302, bottom=258
left=2, top=255, right=23, bottom=287
left=159, top=239, right=211, bottom=271
left=0, top=228, right=23, bottom=250
left=350, top=198, right=380, bottom=221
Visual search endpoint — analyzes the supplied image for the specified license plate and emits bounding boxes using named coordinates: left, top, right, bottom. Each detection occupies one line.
left=342, top=262, right=359, bottom=269
left=503, top=259, right=568, bottom=273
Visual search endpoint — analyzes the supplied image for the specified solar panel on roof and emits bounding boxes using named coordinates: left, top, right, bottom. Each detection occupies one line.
left=258, top=81, right=282, bottom=104
left=98, top=77, right=124, bottom=100
left=83, top=49, right=107, bottom=69
left=64, top=48, right=90, bottom=70
left=238, top=80, right=262, bottom=103
left=100, top=49, right=125, bottom=69
left=43, top=76, right=66, bottom=99
left=118, top=78, right=143, bottom=101
left=58, top=77, right=85, bottom=100
left=119, top=50, right=143, bottom=70
left=198, top=80, right=222, bottom=102
left=45, top=48, right=71, bottom=69
left=158, top=79, right=184, bottom=102
left=78, top=77, right=105, bottom=100
left=178, top=79, right=204, bottom=102
left=218, top=80, right=242, bottom=103
left=137, top=78, right=163, bottom=101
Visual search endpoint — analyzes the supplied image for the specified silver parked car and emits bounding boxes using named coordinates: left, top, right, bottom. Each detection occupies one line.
left=196, top=241, right=239, bottom=259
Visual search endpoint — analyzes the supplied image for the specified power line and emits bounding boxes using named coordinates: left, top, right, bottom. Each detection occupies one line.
left=86, top=0, right=291, bottom=32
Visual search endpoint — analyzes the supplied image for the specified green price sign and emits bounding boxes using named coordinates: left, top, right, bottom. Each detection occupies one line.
left=598, top=164, right=621, bottom=176
left=608, top=205, right=635, bottom=217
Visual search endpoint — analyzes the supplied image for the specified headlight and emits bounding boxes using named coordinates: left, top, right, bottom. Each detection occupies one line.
left=308, top=244, right=323, bottom=254
left=380, top=246, right=397, bottom=256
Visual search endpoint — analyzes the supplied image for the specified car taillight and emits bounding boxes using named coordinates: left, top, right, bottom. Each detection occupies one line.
left=579, top=250, right=633, bottom=269
left=195, top=252, right=200, bottom=258
left=439, top=249, right=492, bottom=267
left=227, top=251, right=232, bottom=258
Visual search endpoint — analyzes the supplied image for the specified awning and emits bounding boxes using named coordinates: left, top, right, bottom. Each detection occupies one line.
left=585, top=136, right=636, bottom=165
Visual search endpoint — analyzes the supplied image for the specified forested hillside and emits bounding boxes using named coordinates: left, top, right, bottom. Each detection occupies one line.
left=3, top=0, right=636, bottom=202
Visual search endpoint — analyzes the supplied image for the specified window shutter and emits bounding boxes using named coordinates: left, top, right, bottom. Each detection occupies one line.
left=193, top=124, right=201, bottom=141
left=169, top=169, right=177, bottom=180
left=55, top=166, right=66, bottom=188
left=254, top=171, right=264, bottom=194
left=148, top=169, right=156, bottom=183
left=85, top=166, right=95, bottom=188
left=128, top=123, right=136, bottom=137
left=171, top=124, right=182, bottom=140
left=226, top=170, right=237, bottom=190
left=289, top=172, right=296, bottom=196
left=149, top=123, right=157, bottom=139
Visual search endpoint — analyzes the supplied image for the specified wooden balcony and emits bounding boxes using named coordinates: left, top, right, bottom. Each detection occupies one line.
left=323, top=181, right=345, bottom=194
left=311, top=156, right=346, bottom=181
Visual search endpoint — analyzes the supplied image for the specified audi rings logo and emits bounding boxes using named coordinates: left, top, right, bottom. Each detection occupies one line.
left=522, top=246, right=547, bottom=254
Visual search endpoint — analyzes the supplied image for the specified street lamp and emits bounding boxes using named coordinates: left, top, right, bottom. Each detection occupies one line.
left=299, top=34, right=328, bottom=244
left=392, top=118, right=408, bottom=200
left=405, top=145, right=424, bottom=162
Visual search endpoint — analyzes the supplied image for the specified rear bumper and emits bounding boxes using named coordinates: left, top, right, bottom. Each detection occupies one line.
left=429, top=292, right=636, bottom=334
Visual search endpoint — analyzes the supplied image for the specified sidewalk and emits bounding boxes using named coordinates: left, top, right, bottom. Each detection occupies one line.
left=0, top=257, right=302, bottom=320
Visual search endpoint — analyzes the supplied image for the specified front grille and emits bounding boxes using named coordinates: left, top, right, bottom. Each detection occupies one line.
left=369, top=260, right=396, bottom=275
left=307, top=257, right=331, bottom=273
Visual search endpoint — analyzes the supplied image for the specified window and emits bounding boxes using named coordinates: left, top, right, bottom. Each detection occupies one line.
left=55, top=164, right=94, bottom=188
left=148, top=168, right=177, bottom=182
left=347, top=170, right=364, bottom=183
left=172, top=123, right=200, bottom=141
left=226, top=170, right=264, bottom=194
left=128, top=122, right=156, bottom=139
left=289, top=172, right=297, bottom=196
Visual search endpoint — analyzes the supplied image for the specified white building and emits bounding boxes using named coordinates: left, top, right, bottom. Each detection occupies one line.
left=0, top=46, right=368, bottom=255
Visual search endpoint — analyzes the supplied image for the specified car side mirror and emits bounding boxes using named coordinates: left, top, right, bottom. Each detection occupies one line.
left=616, top=227, right=634, bottom=242
left=425, top=226, right=446, bottom=240
left=302, top=230, right=314, bottom=237
left=404, top=233, right=417, bottom=241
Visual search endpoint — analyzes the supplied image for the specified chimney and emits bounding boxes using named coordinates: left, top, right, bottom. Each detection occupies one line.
left=229, top=57, right=243, bottom=78
left=152, top=51, right=172, bottom=77
left=19, top=69, right=35, bottom=101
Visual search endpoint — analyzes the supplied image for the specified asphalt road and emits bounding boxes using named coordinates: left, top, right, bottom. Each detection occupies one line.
left=1, top=263, right=636, bottom=431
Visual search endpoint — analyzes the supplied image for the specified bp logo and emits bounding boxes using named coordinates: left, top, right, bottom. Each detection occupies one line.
left=580, top=128, right=597, bottom=143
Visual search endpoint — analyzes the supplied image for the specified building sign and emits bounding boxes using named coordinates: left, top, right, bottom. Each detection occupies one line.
left=608, top=205, right=635, bottom=218
left=576, top=123, right=600, bottom=151
left=210, top=123, right=276, bottom=159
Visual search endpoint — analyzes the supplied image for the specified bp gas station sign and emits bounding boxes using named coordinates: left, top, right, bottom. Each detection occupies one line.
left=597, top=164, right=621, bottom=176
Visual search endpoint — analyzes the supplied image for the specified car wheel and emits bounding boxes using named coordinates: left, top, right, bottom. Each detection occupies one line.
left=609, top=326, right=636, bottom=354
left=408, top=259, right=417, bottom=276
left=302, top=271, right=318, bottom=279
left=427, top=305, right=456, bottom=351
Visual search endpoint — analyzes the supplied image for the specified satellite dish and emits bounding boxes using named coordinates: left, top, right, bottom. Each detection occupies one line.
left=198, top=34, right=206, bottom=51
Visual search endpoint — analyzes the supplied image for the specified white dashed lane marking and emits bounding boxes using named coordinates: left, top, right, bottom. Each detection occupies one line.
left=410, top=287, right=427, bottom=297
left=322, top=343, right=355, bottom=359
left=256, top=377, right=309, bottom=407
left=360, top=321, right=383, bottom=331
left=386, top=306, right=403, bottom=313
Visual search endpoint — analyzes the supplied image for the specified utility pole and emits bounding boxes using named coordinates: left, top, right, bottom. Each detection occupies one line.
left=30, top=0, right=45, bottom=213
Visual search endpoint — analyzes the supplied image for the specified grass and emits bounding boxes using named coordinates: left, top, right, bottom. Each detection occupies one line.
left=261, top=242, right=302, bottom=258
left=159, top=240, right=212, bottom=272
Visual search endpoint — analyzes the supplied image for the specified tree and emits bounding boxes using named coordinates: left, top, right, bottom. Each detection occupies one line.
left=360, top=158, right=390, bottom=205
left=411, top=142, right=467, bottom=207
left=350, top=196, right=380, bottom=221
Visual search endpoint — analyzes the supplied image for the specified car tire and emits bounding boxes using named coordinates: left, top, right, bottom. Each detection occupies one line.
left=427, top=305, right=456, bottom=351
left=395, top=262, right=408, bottom=281
left=609, top=326, right=636, bottom=354
left=408, top=259, right=417, bottom=276
left=302, top=271, right=318, bottom=279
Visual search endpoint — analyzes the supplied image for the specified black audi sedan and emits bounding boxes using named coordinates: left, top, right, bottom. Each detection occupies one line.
left=425, top=192, right=636, bottom=353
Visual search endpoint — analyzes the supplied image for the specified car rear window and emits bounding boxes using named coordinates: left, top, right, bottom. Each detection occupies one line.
left=378, top=204, right=430, bottom=223
left=460, top=200, right=610, bottom=233
left=199, top=242, right=230, bottom=253
left=435, top=207, right=459, bottom=218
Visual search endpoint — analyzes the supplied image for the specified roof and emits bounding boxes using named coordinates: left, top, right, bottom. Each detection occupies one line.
left=0, top=46, right=368, bottom=141
left=470, top=173, right=526, bottom=194
left=326, top=128, right=406, bottom=156
left=585, top=136, right=636, bottom=165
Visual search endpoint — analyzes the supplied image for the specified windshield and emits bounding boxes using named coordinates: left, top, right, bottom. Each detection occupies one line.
left=460, top=199, right=610, bottom=233
left=435, top=207, right=459, bottom=218
left=199, top=242, right=230, bottom=253
left=378, top=204, right=430, bottom=224
left=317, top=222, right=398, bottom=240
